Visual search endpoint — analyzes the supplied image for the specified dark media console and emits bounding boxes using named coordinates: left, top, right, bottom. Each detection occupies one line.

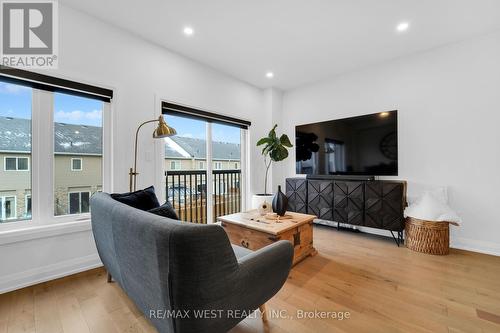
left=286, top=177, right=406, bottom=246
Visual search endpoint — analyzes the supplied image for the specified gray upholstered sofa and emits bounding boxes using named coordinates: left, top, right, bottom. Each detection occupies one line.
left=90, top=192, right=293, bottom=333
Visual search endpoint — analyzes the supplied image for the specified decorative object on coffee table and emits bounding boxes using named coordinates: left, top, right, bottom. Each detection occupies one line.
left=217, top=210, right=317, bottom=266
left=272, top=185, right=288, bottom=216
left=257, top=201, right=272, bottom=216
left=129, top=115, right=176, bottom=191
left=252, top=124, right=293, bottom=208
left=265, top=212, right=293, bottom=221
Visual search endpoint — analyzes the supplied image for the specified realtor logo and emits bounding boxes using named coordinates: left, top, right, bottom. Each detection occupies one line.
left=1, top=0, right=58, bottom=68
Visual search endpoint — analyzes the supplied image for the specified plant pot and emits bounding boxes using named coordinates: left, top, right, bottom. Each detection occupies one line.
left=251, top=194, right=274, bottom=210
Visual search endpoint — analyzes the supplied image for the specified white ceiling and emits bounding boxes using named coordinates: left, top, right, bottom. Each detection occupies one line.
left=60, top=0, right=500, bottom=90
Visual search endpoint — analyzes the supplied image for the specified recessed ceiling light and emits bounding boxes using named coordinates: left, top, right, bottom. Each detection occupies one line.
left=266, top=72, right=274, bottom=79
left=183, top=26, right=194, bottom=36
left=379, top=112, right=390, bottom=118
left=396, top=22, right=410, bottom=32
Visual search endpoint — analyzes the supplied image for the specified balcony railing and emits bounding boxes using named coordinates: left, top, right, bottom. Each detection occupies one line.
left=166, top=169, right=241, bottom=223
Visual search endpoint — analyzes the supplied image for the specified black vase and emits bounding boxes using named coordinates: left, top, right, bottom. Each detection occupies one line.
left=272, top=185, right=288, bottom=216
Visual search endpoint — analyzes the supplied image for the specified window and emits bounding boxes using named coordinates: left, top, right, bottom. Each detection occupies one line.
left=164, top=109, right=246, bottom=224
left=164, top=115, right=208, bottom=223
left=0, top=71, right=111, bottom=227
left=71, top=158, right=82, bottom=171
left=54, top=93, right=103, bottom=216
left=170, top=160, right=181, bottom=170
left=4, top=157, right=29, bottom=171
left=0, top=81, right=31, bottom=223
left=1, top=196, right=17, bottom=220
left=5, top=158, right=16, bottom=171
left=25, top=195, right=32, bottom=218
left=212, top=122, right=242, bottom=219
left=68, top=192, right=90, bottom=214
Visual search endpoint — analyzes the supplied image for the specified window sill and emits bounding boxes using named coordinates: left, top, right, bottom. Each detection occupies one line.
left=0, top=219, right=92, bottom=246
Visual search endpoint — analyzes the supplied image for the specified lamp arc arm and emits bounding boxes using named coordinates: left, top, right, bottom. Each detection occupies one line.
left=132, top=119, right=161, bottom=191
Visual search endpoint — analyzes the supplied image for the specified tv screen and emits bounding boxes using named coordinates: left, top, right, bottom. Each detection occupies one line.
left=295, top=111, right=398, bottom=176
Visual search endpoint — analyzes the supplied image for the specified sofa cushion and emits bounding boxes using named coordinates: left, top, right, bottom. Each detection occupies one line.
left=111, top=186, right=160, bottom=211
left=148, top=201, right=179, bottom=220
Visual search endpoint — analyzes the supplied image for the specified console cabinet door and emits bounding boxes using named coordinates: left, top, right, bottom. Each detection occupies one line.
left=365, top=181, right=405, bottom=231
left=333, top=181, right=364, bottom=226
left=307, top=180, right=333, bottom=220
left=286, top=178, right=308, bottom=214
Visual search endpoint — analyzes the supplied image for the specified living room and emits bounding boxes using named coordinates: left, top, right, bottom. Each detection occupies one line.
left=1, top=1, right=499, bottom=332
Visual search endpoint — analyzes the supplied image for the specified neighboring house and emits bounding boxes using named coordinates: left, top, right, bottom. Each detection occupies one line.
left=0, top=117, right=240, bottom=221
left=0, top=117, right=102, bottom=220
left=164, top=136, right=241, bottom=171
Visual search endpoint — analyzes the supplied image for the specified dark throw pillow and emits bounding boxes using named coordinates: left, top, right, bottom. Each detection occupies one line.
left=111, top=185, right=160, bottom=211
left=148, top=202, right=179, bottom=220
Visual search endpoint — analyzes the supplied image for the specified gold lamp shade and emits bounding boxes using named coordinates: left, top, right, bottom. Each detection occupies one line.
left=153, top=115, right=177, bottom=138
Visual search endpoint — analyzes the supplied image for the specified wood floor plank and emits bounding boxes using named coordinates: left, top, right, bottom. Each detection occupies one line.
left=80, top=296, right=119, bottom=333
left=57, top=294, right=91, bottom=333
left=8, top=287, right=35, bottom=333
left=33, top=283, right=64, bottom=333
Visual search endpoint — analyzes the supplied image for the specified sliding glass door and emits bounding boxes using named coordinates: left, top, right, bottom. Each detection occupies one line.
left=163, top=112, right=245, bottom=223
left=211, top=122, right=242, bottom=220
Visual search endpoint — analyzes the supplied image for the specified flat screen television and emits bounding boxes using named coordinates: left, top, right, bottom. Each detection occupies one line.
left=295, top=111, right=398, bottom=176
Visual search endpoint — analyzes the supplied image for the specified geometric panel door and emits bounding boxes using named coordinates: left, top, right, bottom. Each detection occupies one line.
left=365, top=181, right=405, bottom=231
left=286, top=178, right=308, bottom=214
left=307, top=180, right=333, bottom=220
left=333, top=181, right=364, bottom=226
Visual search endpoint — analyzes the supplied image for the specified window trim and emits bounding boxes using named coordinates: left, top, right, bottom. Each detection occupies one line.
left=71, top=158, right=83, bottom=171
left=4, top=156, right=30, bottom=171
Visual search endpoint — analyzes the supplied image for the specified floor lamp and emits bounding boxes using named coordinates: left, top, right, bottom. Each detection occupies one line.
left=129, top=115, right=176, bottom=192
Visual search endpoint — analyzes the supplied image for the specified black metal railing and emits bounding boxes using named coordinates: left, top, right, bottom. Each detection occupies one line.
left=166, top=169, right=241, bottom=223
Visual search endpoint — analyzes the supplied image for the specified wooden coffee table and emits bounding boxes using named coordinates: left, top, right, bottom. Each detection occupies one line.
left=217, top=211, right=318, bottom=266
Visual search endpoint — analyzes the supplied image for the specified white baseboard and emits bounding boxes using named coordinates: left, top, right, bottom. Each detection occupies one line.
left=0, top=254, right=103, bottom=294
left=450, top=238, right=500, bottom=257
left=314, top=220, right=500, bottom=257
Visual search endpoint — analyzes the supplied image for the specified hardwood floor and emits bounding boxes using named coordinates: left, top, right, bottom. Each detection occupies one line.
left=1, top=225, right=500, bottom=333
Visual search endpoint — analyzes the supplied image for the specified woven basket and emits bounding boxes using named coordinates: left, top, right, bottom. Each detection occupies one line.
left=405, top=217, right=450, bottom=255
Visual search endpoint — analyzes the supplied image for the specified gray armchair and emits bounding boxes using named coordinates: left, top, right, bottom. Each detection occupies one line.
left=90, top=193, right=293, bottom=333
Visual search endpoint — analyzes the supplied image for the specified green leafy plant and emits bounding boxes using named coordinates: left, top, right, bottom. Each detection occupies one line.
left=256, top=124, right=293, bottom=195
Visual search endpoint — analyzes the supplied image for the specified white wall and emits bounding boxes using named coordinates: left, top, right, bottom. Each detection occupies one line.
left=0, top=4, right=268, bottom=292
left=262, top=88, right=285, bottom=194
left=280, top=31, right=500, bottom=255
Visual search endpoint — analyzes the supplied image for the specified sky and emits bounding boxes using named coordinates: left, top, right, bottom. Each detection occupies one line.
left=164, top=115, right=241, bottom=144
left=0, top=82, right=103, bottom=126
left=0, top=82, right=241, bottom=143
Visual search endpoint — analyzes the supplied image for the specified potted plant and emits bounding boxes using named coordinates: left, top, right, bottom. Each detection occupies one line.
left=252, top=124, right=293, bottom=209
